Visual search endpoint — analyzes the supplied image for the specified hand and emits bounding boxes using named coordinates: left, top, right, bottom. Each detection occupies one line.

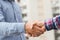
left=31, top=21, right=46, bottom=37
left=25, top=20, right=46, bottom=37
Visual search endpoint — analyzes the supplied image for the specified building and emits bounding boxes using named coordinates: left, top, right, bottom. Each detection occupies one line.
left=51, top=0, right=60, bottom=40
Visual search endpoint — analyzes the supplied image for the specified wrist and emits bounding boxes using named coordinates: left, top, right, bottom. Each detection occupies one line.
left=44, top=19, right=53, bottom=31
left=24, top=22, right=33, bottom=36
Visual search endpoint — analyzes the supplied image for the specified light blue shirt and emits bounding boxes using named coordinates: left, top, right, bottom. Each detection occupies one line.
left=0, top=0, right=26, bottom=40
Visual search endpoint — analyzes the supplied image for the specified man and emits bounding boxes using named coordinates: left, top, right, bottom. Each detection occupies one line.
left=0, top=0, right=45, bottom=40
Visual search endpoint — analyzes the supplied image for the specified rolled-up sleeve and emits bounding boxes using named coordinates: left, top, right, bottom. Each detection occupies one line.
left=0, top=22, right=25, bottom=36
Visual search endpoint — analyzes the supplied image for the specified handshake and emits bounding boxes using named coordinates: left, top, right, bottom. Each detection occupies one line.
left=25, top=20, right=46, bottom=37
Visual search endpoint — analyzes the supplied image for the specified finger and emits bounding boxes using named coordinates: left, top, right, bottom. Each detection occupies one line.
left=26, top=28, right=33, bottom=36
left=32, top=33, right=37, bottom=37
left=32, top=31, right=43, bottom=37
left=32, top=29, right=43, bottom=34
left=32, top=21, right=44, bottom=28
left=33, top=23, right=44, bottom=28
left=32, top=32, right=40, bottom=37
left=33, top=25, right=44, bottom=34
left=32, top=26, right=44, bottom=36
left=37, top=23, right=44, bottom=28
left=41, top=26, right=46, bottom=32
left=34, top=24, right=46, bottom=33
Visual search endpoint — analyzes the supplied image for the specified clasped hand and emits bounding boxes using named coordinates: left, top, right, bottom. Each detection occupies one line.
left=25, top=21, right=46, bottom=37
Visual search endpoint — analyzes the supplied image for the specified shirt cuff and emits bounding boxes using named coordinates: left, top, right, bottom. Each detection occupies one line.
left=15, top=23, right=25, bottom=33
left=45, top=18, right=57, bottom=31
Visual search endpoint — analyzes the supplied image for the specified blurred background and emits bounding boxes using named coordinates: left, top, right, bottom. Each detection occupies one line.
left=15, top=0, right=60, bottom=40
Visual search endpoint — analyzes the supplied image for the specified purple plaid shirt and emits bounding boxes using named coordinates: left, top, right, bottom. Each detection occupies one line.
left=45, top=15, right=60, bottom=31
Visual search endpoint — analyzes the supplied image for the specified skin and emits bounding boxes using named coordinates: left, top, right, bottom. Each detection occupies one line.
left=25, top=21, right=46, bottom=37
